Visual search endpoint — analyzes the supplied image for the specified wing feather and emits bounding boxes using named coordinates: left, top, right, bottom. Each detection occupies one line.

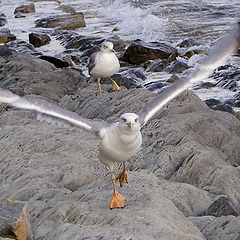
left=0, top=88, right=106, bottom=134
left=139, top=21, right=240, bottom=127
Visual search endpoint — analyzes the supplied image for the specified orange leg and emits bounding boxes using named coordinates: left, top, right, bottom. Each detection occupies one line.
left=110, top=172, right=125, bottom=209
left=117, top=162, right=128, bottom=187
left=110, top=77, right=121, bottom=91
left=97, top=78, right=102, bottom=94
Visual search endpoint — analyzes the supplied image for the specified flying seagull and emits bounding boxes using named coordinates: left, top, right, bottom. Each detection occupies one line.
left=0, top=22, right=239, bottom=209
left=88, top=41, right=121, bottom=94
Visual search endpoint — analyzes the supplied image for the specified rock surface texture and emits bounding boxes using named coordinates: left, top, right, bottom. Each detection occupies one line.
left=0, top=52, right=240, bottom=240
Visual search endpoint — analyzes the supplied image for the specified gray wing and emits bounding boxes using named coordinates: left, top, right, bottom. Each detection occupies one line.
left=0, top=88, right=106, bottom=135
left=139, top=21, right=240, bottom=127
left=88, top=52, right=98, bottom=74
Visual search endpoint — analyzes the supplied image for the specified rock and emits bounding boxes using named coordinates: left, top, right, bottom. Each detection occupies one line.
left=0, top=52, right=86, bottom=100
left=189, top=215, right=240, bottom=240
left=177, top=38, right=200, bottom=48
left=14, top=3, right=35, bottom=14
left=0, top=28, right=16, bottom=44
left=29, top=33, right=51, bottom=48
left=39, top=55, right=69, bottom=68
left=57, top=4, right=76, bottom=14
left=202, top=195, right=238, bottom=217
left=211, top=104, right=235, bottom=114
left=164, top=59, right=190, bottom=73
left=145, top=81, right=167, bottom=91
left=0, top=13, right=7, bottom=27
left=166, top=74, right=179, bottom=83
left=5, top=40, right=41, bottom=56
left=15, top=13, right=26, bottom=18
left=121, top=40, right=178, bottom=64
left=35, top=13, right=86, bottom=30
left=145, top=59, right=166, bottom=72
left=184, top=49, right=207, bottom=58
left=204, top=98, right=221, bottom=107
left=0, top=45, right=17, bottom=59
left=0, top=201, right=34, bottom=240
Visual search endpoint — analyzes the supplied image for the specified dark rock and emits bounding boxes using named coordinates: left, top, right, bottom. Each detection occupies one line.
left=203, top=196, right=239, bottom=217
left=5, top=40, right=41, bottom=56
left=210, top=104, right=235, bottom=114
left=0, top=28, right=16, bottom=44
left=145, top=59, right=166, bottom=72
left=145, top=82, right=167, bottom=91
left=216, top=79, right=237, bottom=90
left=15, top=13, right=26, bottom=18
left=14, top=3, right=35, bottom=14
left=39, top=55, right=69, bottom=68
left=164, top=59, right=190, bottom=73
left=198, top=81, right=216, bottom=88
left=177, top=38, right=200, bottom=48
left=35, top=13, right=86, bottom=30
left=184, top=49, right=207, bottom=58
left=29, top=32, right=51, bottom=48
left=0, top=13, right=7, bottom=27
left=121, top=40, right=178, bottom=64
left=204, top=98, right=221, bottom=107
left=0, top=46, right=17, bottom=59
left=0, top=201, right=34, bottom=240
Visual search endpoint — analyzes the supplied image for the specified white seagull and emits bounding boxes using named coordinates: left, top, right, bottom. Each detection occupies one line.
left=0, top=22, right=239, bottom=209
left=88, top=41, right=121, bottom=94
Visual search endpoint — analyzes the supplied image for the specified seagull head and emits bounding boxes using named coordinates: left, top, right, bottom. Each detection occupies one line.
left=118, top=113, right=140, bottom=133
left=100, top=41, right=115, bottom=53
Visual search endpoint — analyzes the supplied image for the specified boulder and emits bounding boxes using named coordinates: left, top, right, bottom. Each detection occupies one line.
left=0, top=13, right=7, bottom=27
left=121, top=40, right=178, bottom=64
left=0, top=28, right=16, bottom=44
left=35, top=13, right=86, bottom=30
left=0, top=52, right=86, bottom=100
left=29, top=32, right=51, bottom=48
left=14, top=3, right=35, bottom=14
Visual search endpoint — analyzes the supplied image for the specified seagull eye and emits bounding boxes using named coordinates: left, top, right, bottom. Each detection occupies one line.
left=135, top=118, right=138, bottom=123
left=121, top=118, right=126, bottom=122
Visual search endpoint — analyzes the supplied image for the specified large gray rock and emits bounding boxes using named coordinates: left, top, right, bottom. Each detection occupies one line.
left=1, top=54, right=240, bottom=238
left=14, top=3, right=35, bottom=14
left=0, top=52, right=86, bottom=100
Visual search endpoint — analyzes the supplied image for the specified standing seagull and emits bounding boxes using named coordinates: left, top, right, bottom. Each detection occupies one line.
left=88, top=41, right=121, bottom=94
left=0, top=22, right=239, bottom=209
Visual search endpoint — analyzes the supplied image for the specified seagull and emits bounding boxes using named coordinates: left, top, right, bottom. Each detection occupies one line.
left=0, top=22, right=239, bottom=209
left=88, top=41, right=121, bottom=94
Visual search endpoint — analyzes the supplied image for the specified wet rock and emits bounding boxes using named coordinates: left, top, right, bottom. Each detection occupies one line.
left=211, top=104, right=235, bottom=114
left=145, top=81, right=167, bottom=91
left=35, top=13, right=86, bottom=30
left=145, top=59, right=166, bottom=72
left=0, top=13, right=7, bottom=27
left=15, top=13, right=26, bottom=18
left=177, top=38, right=201, bottom=48
left=0, top=28, right=16, bottom=44
left=202, top=195, right=238, bottom=217
left=39, top=55, right=69, bottom=68
left=184, top=49, right=207, bottom=58
left=5, top=40, right=41, bottom=56
left=198, top=81, right=216, bottom=88
left=166, top=74, right=179, bottom=83
left=29, top=33, right=51, bottom=48
left=0, top=45, right=17, bottom=59
left=204, top=98, right=221, bottom=107
left=121, top=40, right=178, bottom=64
left=216, top=79, right=237, bottom=90
left=57, top=4, right=76, bottom=14
left=14, top=3, right=35, bottom=14
left=164, top=59, right=190, bottom=73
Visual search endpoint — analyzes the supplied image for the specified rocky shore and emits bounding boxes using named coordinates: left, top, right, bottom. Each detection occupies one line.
left=1, top=1, right=240, bottom=240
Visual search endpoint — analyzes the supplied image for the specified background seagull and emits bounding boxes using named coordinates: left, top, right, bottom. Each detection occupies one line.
left=88, top=41, right=121, bottom=94
left=0, top=21, right=239, bottom=209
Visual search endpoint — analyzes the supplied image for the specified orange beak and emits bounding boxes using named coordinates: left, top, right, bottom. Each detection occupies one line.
left=111, top=49, right=115, bottom=53
left=128, top=122, right=133, bottom=128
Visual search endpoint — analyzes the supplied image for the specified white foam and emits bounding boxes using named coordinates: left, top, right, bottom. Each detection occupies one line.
left=98, top=0, right=168, bottom=41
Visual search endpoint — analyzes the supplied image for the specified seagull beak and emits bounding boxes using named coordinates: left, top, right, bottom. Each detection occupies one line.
left=111, top=49, right=115, bottom=53
left=128, top=122, right=133, bottom=128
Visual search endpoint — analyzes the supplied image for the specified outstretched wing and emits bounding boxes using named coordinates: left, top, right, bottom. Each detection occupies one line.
left=138, top=21, right=240, bottom=127
left=0, top=88, right=106, bottom=135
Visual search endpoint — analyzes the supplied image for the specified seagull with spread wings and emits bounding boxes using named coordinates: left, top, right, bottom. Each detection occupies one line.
left=0, top=22, right=239, bottom=209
